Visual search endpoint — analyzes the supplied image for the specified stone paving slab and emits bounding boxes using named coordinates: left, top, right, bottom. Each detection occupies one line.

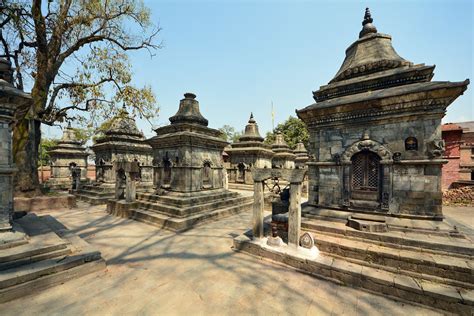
left=0, top=202, right=453, bottom=315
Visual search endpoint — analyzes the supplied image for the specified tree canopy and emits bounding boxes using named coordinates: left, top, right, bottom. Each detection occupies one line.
left=0, top=0, right=161, bottom=191
left=264, top=116, right=309, bottom=149
left=218, top=125, right=242, bottom=143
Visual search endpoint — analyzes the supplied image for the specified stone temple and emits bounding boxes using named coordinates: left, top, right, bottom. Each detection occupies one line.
left=45, top=123, right=89, bottom=190
left=271, top=132, right=295, bottom=169
left=234, top=9, right=473, bottom=315
left=297, top=8, right=469, bottom=220
left=107, top=93, right=253, bottom=231
left=226, top=113, right=273, bottom=190
left=76, top=107, right=153, bottom=204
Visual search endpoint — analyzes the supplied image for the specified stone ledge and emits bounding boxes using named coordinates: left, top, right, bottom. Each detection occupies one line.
left=233, top=233, right=473, bottom=315
left=14, top=194, right=76, bottom=212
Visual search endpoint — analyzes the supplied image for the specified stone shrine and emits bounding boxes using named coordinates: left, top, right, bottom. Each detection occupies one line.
left=107, top=93, right=253, bottom=231
left=293, top=142, right=309, bottom=169
left=45, top=123, right=89, bottom=190
left=297, top=8, right=469, bottom=220
left=271, top=132, right=295, bottom=169
left=234, top=9, right=473, bottom=315
left=76, top=107, right=153, bottom=204
left=226, top=113, right=273, bottom=189
left=0, top=58, right=104, bottom=303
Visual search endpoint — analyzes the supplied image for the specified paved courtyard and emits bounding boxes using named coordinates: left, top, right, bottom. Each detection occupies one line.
left=1, top=203, right=472, bottom=316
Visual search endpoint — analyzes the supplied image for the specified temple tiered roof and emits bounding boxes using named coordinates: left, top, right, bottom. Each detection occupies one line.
left=298, top=8, right=469, bottom=121
left=226, top=113, right=273, bottom=157
left=49, top=123, right=88, bottom=157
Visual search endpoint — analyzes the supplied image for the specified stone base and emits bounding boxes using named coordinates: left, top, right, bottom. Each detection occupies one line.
left=347, top=214, right=388, bottom=232
left=14, top=194, right=76, bottom=212
left=0, top=213, right=105, bottom=303
left=107, top=189, right=253, bottom=231
left=75, top=182, right=154, bottom=205
left=233, top=230, right=473, bottom=315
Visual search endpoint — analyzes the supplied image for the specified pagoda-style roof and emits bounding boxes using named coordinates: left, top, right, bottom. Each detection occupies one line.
left=294, top=142, right=309, bottom=166
left=297, top=8, right=469, bottom=123
left=272, top=133, right=296, bottom=160
left=226, top=113, right=273, bottom=157
left=92, top=107, right=151, bottom=153
left=148, top=93, right=227, bottom=148
left=169, top=92, right=209, bottom=126
left=49, top=124, right=88, bottom=157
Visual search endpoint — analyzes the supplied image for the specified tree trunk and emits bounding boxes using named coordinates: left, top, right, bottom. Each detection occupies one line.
left=12, top=118, right=41, bottom=195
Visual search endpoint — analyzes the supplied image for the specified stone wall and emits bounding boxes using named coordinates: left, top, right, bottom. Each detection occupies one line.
left=308, top=117, right=445, bottom=219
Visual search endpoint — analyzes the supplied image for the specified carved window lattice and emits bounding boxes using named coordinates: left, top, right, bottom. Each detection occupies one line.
left=351, top=151, right=380, bottom=191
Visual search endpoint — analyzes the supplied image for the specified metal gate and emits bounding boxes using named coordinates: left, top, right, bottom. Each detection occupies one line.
left=351, top=151, right=381, bottom=201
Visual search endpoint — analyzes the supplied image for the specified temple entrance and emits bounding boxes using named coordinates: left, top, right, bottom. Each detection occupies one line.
left=350, top=151, right=381, bottom=203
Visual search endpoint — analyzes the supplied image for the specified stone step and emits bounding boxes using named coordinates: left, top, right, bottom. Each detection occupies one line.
left=135, top=195, right=252, bottom=218
left=75, top=193, right=111, bottom=205
left=136, top=190, right=240, bottom=207
left=233, top=235, right=474, bottom=315
left=228, top=183, right=254, bottom=191
left=131, top=200, right=253, bottom=231
left=312, top=232, right=474, bottom=288
left=0, top=259, right=105, bottom=304
left=302, top=217, right=474, bottom=258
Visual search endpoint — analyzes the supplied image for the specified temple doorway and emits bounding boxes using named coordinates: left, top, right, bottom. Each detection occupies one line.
left=350, top=151, right=381, bottom=203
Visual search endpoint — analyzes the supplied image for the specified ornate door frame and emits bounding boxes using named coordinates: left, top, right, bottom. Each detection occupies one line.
left=341, top=136, right=393, bottom=211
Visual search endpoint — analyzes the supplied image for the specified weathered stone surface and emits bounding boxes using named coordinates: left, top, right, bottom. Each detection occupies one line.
left=296, top=8, right=469, bottom=220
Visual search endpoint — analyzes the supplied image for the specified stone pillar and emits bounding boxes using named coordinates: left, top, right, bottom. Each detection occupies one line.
left=0, top=58, right=30, bottom=232
left=125, top=174, right=136, bottom=202
left=252, top=180, right=264, bottom=239
left=288, top=183, right=302, bottom=248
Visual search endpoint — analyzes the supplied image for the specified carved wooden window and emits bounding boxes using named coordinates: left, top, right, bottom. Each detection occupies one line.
left=405, top=137, right=418, bottom=151
left=203, top=162, right=211, bottom=185
left=163, top=159, right=172, bottom=185
left=351, top=151, right=380, bottom=191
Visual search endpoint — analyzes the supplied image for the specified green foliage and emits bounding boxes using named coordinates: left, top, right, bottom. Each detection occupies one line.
left=264, top=116, right=309, bottom=149
left=218, top=125, right=243, bottom=143
left=39, top=138, right=57, bottom=166
left=71, top=127, right=92, bottom=145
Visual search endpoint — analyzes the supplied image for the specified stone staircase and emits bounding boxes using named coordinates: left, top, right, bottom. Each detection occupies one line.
left=297, top=213, right=474, bottom=314
left=0, top=213, right=105, bottom=303
left=234, top=207, right=473, bottom=315
left=108, top=190, right=253, bottom=232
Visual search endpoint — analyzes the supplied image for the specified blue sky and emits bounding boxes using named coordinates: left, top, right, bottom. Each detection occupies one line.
left=44, top=0, right=473, bottom=139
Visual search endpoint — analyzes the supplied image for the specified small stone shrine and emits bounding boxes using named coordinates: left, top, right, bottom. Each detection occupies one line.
left=226, top=113, right=273, bottom=189
left=293, top=142, right=309, bottom=169
left=297, top=8, right=469, bottom=220
left=0, top=58, right=104, bottom=303
left=45, top=123, right=89, bottom=190
left=234, top=10, right=473, bottom=315
left=75, top=107, right=153, bottom=204
left=271, top=132, right=295, bottom=169
left=107, top=93, right=253, bottom=231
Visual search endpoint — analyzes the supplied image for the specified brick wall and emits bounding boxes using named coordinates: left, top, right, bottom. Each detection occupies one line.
left=441, top=129, right=463, bottom=190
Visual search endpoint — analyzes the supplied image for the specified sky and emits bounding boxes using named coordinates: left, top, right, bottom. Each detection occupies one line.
left=43, top=0, right=473, bottom=140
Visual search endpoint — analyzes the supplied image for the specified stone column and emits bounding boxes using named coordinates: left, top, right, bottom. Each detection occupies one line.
left=0, top=58, right=30, bottom=232
left=252, top=180, right=264, bottom=239
left=125, top=173, right=136, bottom=202
left=288, top=182, right=302, bottom=248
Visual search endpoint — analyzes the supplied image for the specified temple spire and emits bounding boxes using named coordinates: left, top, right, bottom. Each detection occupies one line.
left=249, top=112, right=255, bottom=123
left=359, top=7, right=377, bottom=38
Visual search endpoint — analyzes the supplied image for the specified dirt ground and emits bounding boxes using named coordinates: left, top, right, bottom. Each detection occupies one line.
left=1, top=203, right=472, bottom=316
